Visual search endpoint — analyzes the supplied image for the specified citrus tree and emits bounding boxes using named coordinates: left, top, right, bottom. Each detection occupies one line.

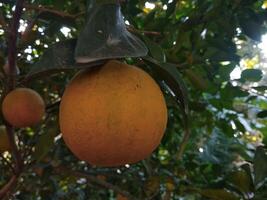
left=0, top=0, right=267, bottom=199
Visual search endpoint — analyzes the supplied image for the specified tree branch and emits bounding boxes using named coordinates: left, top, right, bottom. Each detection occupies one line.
left=0, top=175, right=18, bottom=199
left=176, top=123, right=191, bottom=160
left=24, top=4, right=84, bottom=19
left=127, top=26, right=161, bottom=36
left=55, top=165, right=137, bottom=200
left=0, top=0, right=25, bottom=198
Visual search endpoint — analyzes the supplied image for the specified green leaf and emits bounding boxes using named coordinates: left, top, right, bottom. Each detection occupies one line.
left=200, top=189, right=240, bottom=200
left=33, top=128, right=57, bottom=162
left=143, top=56, right=188, bottom=117
left=257, top=110, right=267, bottom=118
left=0, top=51, right=4, bottom=67
left=254, top=146, right=267, bottom=189
left=142, top=36, right=166, bottom=62
left=227, top=169, right=253, bottom=195
left=253, top=86, right=267, bottom=92
left=185, top=69, right=208, bottom=90
left=241, top=69, right=263, bottom=82
left=240, top=19, right=263, bottom=41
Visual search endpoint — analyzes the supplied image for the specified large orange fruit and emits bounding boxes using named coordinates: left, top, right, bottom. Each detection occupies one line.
left=59, top=60, right=167, bottom=167
left=2, top=88, right=45, bottom=127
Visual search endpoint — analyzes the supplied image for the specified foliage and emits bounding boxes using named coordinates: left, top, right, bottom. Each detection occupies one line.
left=0, top=0, right=267, bottom=199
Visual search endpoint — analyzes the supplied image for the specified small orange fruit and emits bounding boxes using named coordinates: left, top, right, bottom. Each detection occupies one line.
left=59, top=60, right=167, bottom=167
left=2, top=88, right=45, bottom=127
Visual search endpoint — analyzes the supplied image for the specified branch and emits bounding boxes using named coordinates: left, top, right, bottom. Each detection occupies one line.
left=0, top=0, right=25, bottom=198
left=127, top=26, right=161, bottom=36
left=23, top=4, right=159, bottom=37
left=0, top=175, right=18, bottom=199
left=176, top=123, right=191, bottom=160
left=55, top=165, right=137, bottom=200
left=46, top=100, right=61, bottom=113
left=24, top=4, right=84, bottom=19
left=7, top=0, right=24, bottom=82
left=6, top=0, right=25, bottom=170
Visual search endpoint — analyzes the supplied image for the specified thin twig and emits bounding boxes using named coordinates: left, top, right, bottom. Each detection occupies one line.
left=55, top=165, right=137, bottom=200
left=46, top=100, right=61, bottom=113
left=176, top=124, right=191, bottom=160
left=127, top=26, right=162, bottom=36
left=24, top=4, right=84, bottom=19
left=23, top=4, right=160, bottom=37
left=0, top=175, right=18, bottom=199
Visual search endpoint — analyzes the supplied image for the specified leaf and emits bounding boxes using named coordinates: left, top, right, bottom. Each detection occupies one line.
left=143, top=56, right=188, bottom=117
left=253, top=86, right=267, bottom=92
left=241, top=69, right=263, bottom=82
left=240, top=19, right=263, bottom=41
left=227, top=169, right=253, bottom=195
left=166, top=0, right=177, bottom=17
left=144, top=176, right=160, bottom=197
left=0, top=51, right=5, bottom=67
left=33, top=128, right=57, bottom=162
left=254, top=146, right=267, bottom=189
left=185, top=69, right=208, bottom=90
left=200, top=189, right=240, bottom=200
left=257, top=110, right=267, bottom=118
left=142, top=36, right=166, bottom=62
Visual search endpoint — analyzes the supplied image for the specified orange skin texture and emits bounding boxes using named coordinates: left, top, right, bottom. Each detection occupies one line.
left=59, top=60, right=168, bottom=167
left=0, top=126, right=10, bottom=153
left=2, top=88, right=45, bottom=128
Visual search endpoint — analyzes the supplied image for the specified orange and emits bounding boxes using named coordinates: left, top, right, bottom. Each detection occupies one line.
left=59, top=60, right=167, bottom=167
left=2, top=88, right=45, bottom=127
left=0, top=125, right=10, bottom=153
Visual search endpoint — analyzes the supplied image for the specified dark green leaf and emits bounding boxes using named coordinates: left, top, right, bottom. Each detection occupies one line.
left=253, top=86, right=267, bottom=92
left=241, top=69, right=263, bottom=82
left=200, top=189, right=240, bottom=200
left=142, top=36, right=166, bottom=62
left=33, top=128, right=57, bottom=162
left=240, top=19, right=263, bottom=41
left=227, top=169, right=253, bottom=194
left=257, top=110, right=267, bottom=118
left=143, top=56, right=188, bottom=117
left=254, top=146, right=267, bottom=189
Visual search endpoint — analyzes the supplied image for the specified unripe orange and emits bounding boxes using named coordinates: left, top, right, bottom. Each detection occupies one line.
left=2, top=88, right=45, bottom=127
left=59, top=60, right=167, bottom=167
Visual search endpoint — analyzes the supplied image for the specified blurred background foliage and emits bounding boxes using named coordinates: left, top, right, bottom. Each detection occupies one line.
left=0, top=0, right=267, bottom=199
